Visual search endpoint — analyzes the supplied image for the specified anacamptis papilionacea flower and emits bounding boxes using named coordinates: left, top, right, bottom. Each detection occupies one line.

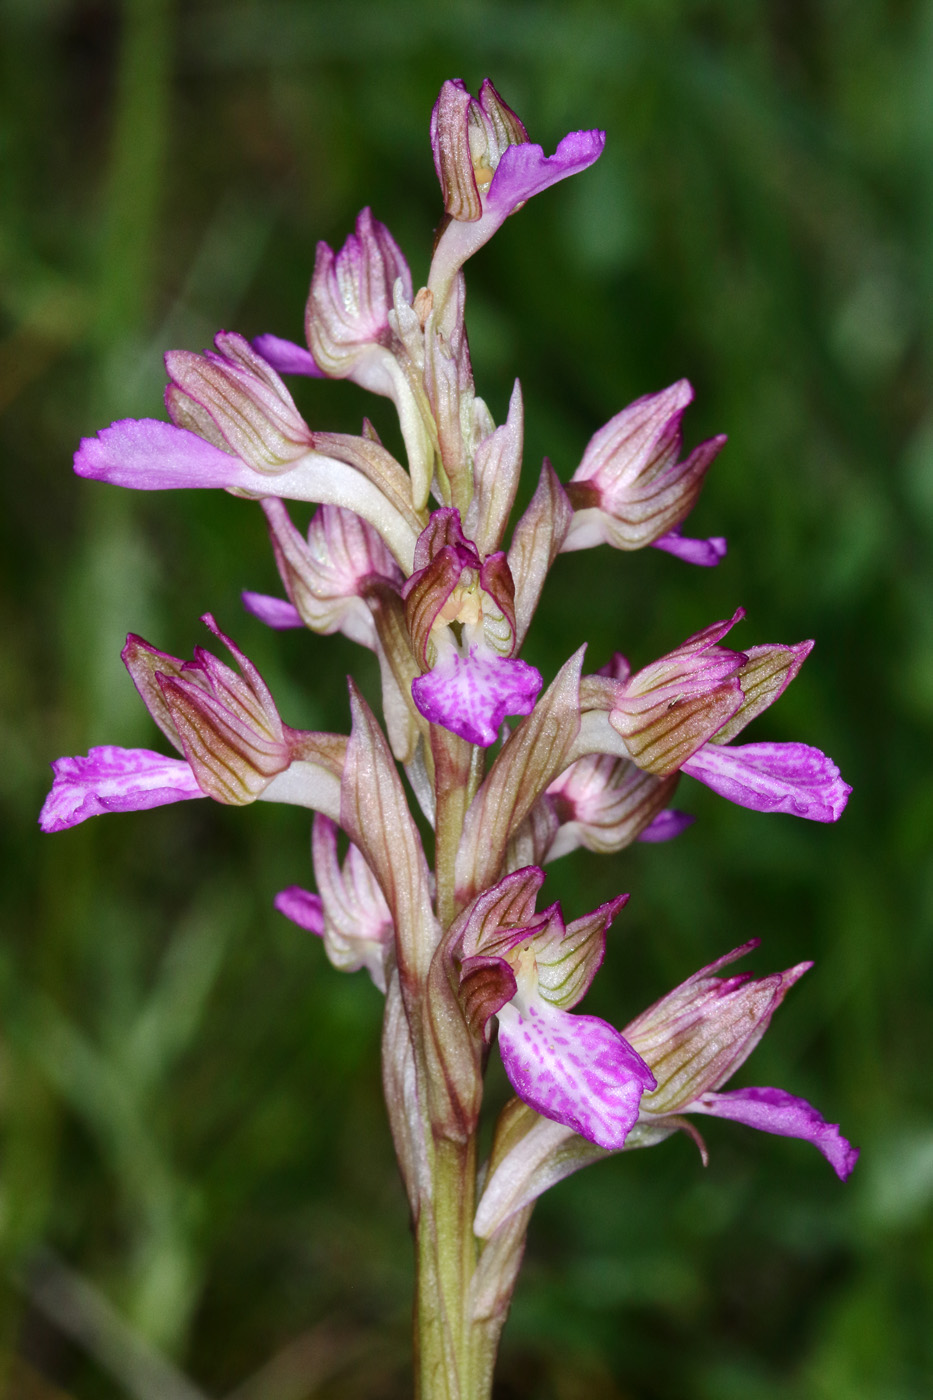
left=42, top=78, right=856, bottom=1400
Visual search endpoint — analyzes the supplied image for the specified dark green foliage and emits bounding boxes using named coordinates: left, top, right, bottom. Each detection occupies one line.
left=2, top=1, right=931, bottom=1395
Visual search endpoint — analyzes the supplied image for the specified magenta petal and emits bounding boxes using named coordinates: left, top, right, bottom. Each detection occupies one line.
left=652, top=529, right=728, bottom=566
left=637, top=809, right=695, bottom=843
left=39, top=746, right=203, bottom=831
left=497, top=1001, right=656, bottom=1151
left=241, top=590, right=304, bottom=629
left=274, top=885, right=325, bottom=935
left=411, top=649, right=542, bottom=747
left=487, top=130, right=606, bottom=216
left=682, top=741, right=851, bottom=822
left=74, top=418, right=253, bottom=491
left=252, top=334, right=324, bottom=378
left=691, top=1086, right=859, bottom=1181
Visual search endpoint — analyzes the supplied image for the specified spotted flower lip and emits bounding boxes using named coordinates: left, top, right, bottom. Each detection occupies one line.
left=38, top=746, right=205, bottom=832
left=450, top=867, right=654, bottom=1151
left=403, top=509, right=542, bottom=745
left=682, top=739, right=852, bottom=822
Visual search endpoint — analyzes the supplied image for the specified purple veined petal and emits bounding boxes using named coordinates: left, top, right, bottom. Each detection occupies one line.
left=241, top=590, right=304, bottom=630
left=75, top=418, right=258, bottom=490
left=429, top=130, right=606, bottom=307
left=39, top=746, right=204, bottom=832
left=652, top=529, right=728, bottom=566
left=682, top=741, right=852, bottom=822
left=411, top=648, right=542, bottom=747
left=274, top=885, right=325, bottom=935
left=75, top=419, right=420, bottom=570
left=497, top=1000, right=656, bottom=1151
left=251, top=334, right=324, bottom=378
left=690, top=1085, right=859, bottom=1181
left=486, top=129, right=607, bottom=217
left=637, top=809, right=695, bottom=843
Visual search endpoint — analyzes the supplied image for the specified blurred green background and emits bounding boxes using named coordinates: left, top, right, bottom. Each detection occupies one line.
left=2, top=1, right=932, bottom=1396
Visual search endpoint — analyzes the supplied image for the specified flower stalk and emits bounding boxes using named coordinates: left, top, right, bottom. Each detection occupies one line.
left=41, top=78, right=857, bottom=1400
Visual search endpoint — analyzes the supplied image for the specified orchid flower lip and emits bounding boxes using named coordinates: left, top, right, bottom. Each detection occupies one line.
left=38, top=746, right=205, bottom=831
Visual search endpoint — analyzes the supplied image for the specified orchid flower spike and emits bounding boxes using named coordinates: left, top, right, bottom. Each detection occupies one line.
left=42, top=77, right=858, bottom=1399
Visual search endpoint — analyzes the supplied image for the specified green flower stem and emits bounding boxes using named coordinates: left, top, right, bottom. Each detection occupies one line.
left=431, top=726, right=476, bottom=928
left=414, top=1134, right=484, bottom=1399
left=410, top=727, right=503, bottom=1397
